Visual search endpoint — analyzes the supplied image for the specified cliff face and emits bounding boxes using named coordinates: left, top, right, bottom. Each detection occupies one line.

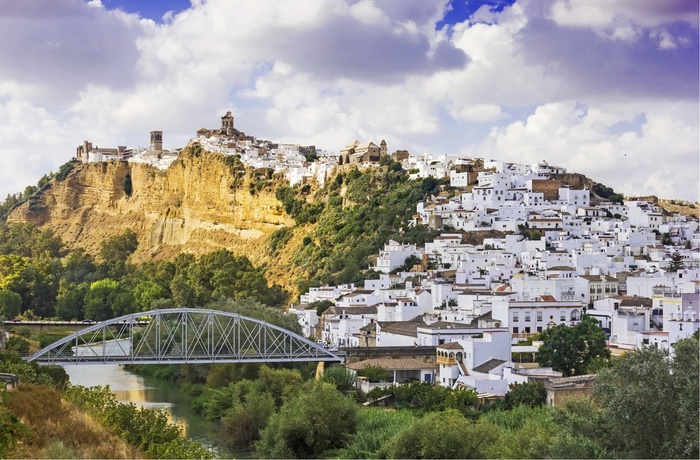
left=7, top=149, right=303, bottom=283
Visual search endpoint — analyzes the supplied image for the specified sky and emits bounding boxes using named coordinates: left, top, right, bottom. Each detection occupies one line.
left=0, top=0, right=698, bottom=201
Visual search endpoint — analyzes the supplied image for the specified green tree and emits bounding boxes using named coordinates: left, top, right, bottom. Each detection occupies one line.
left=5, top=336, right=30, bottom=354
left=256, top=381, right=357, bottom=458
left=594, top=335, right=699, bottom=458
left=254, top=366, right=305, bottom=407
left=320, top=366, right=356, bottom=391
left=24, top=255, right=62, bottom=317
left=356, top=364, right=391, bottom=383
left=0, top=289, right=22, bottom=319
left=55, top=281, right=89, bottom=320
left=0, top=223, right=62, bottom=258
left=385, top=409, right=498, bottom=459
left=132, top=280, right=168, bottom=311
left=220, top=388, right=276, bottom=450
left=548, top=397, right=614, bottom=459
left=503, top=381, right=547, bottom=409
left=213, top=297, right=302, bottom=335
left=667, top=250, right=685, bottom=272
left=537, top=315, right=610, bottom=376
left=308, top=300, right=333, bottom=317
left=84, top=279, right=120, bottom=320
left=99, top=229, right=138, bottom=279
left=62, top=248, right=98, bottom=285
left=368, top=381, right=478, bottom=416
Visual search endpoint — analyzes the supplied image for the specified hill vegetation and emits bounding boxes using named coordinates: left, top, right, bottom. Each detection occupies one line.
left=274, top=158, right=441, bottom=290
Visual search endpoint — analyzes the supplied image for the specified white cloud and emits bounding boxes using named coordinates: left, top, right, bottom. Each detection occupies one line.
left=451, top=104, right=507, bottom=123
left=478, top=100, right=699, bottom=200
left=0, top=0, right=696, bottom=204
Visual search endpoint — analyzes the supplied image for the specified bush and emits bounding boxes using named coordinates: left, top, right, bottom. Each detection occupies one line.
left=384, top=409, right=498, bottom=459
left=321, top=366, right=356, bottom=391
left=256, top=381, right=357, bottom=458
left=356, top=365, right=391, bottom=383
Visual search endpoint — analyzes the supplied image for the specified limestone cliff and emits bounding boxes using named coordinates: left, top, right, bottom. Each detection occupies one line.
left=7, top=147, right=309, bottom=289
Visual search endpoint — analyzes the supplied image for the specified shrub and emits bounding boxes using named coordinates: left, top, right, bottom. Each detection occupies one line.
left=321, top=366, right=356, bottom=391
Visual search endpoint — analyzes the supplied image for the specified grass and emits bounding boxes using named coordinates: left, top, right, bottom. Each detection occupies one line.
left=334, top=407, right=417, bottom=459
left=5, top=384, right=141, bottom=459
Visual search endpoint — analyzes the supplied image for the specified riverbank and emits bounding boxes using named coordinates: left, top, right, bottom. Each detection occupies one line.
left=63, top=364, right=234, bottom=458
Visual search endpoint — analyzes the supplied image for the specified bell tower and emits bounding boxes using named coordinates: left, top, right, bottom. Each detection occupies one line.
left=221, top=111, right=234, bottom=136
left=150, top=131, right=163, bottom=151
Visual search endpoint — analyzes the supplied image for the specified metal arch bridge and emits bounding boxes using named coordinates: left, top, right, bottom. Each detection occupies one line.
left=26, top=308, right=343, bottom=365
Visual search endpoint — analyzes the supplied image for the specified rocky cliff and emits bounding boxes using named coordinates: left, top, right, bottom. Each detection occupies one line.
left=7, top=147, right=307, bottom=288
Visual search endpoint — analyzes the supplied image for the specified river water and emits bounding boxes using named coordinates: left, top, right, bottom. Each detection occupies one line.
left=63, top=364, right=236, bottom=459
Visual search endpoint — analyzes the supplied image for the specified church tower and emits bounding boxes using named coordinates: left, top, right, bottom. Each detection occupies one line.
left=221, top=111, right=234, bottom=136
left=380, top=139, right=387, bottom=157
left=150, top=131, right=163, bottom=151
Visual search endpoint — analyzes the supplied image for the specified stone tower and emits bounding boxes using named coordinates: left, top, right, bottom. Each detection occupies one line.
left=380, top=139, right=387, bottom=157
left=150, top=131, right=163, bottom=151
left=221, top=111, right=234, bottom=136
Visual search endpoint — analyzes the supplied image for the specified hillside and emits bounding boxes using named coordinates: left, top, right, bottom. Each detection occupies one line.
left=6, top=145, right=310, bottom=291
left=7, top=145, right=693, bottom=298
left=658, top=199, right=699, bottom=219
left=5, top=147, right=453, bottom=298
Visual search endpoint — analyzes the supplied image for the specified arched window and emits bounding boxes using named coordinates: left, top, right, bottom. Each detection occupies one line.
left=571, top=309, right=580, bottom=321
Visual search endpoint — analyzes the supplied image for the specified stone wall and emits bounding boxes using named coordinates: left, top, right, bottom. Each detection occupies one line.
left=544, top=374, right=596, bottom=407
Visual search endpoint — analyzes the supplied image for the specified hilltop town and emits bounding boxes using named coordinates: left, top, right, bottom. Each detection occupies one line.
left=74, top=112, right=699, bottom=398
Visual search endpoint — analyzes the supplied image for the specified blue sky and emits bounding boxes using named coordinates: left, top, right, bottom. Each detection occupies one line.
left=103, top=0, right=192, bottom=22
left=106, top=0, right=517, bottom=25
left=0, top=0, right=697, bottom=201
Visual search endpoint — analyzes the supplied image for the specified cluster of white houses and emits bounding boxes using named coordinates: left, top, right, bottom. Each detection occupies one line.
left=75, top=113, right=699, bottom=399
left=290, top=161, right=699, bottom=396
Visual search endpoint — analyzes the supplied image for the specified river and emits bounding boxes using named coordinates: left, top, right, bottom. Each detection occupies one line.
left=63, top=364, right=237, bottom=459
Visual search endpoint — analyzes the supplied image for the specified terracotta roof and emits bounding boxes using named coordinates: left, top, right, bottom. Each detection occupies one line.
left=619, top=297, right=653, bottom=307
left=579, top=275, right=618, bottom=282
left=380, top=322, right=420, bottom=337
left=418, top=321, right=477, bottom=330
left=437, top=341, right=464, bottom=350
left=538, top=295, right=557, bottom=302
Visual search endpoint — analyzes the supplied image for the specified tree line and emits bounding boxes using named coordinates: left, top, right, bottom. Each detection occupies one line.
left=135, top=329, right=698, bottom=459
left=0, top=223, right=287, bottom=322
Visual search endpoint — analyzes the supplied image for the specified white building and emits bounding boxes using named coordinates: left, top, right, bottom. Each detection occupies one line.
left=436, top=329, right=511, bottom=395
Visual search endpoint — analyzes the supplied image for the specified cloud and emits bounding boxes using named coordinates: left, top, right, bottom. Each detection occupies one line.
left=0, top=0, right=696, bottom=204
left=0, top=0, right=150, bottom=106
left=478, top=100, right=699, bottom=200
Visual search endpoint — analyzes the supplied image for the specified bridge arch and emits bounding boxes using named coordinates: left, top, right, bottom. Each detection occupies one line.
left=27, top=308, right=342, bottom=365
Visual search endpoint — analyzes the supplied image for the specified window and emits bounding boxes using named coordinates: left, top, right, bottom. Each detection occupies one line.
left=537, top=311, right=543, bottom=321
left=513, top=327, right=519, bottom=334
left=537, top=326, right=543, bottom=333
left=524, top=327, right=531, bottom=333
left=560, top=312, right=566, bottom=321
left=512, top=313, right=519, bottom=322
left=525, top=313, right=531, bottom=322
